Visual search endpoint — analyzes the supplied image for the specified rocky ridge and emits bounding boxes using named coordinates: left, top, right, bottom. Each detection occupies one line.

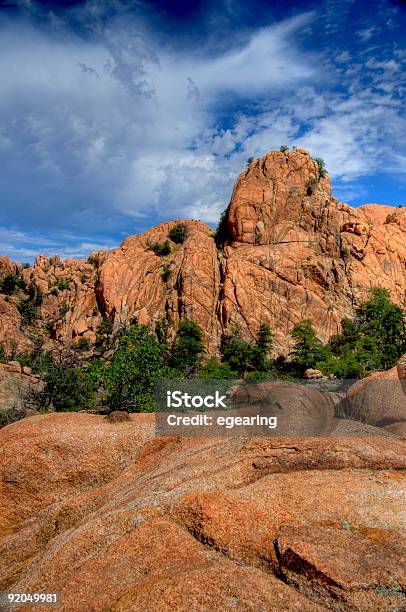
left=0, top=149, right=405, bottom=356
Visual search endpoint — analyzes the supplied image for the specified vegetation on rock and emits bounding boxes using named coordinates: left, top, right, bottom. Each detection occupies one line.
left=169, top=223, right=188, bottom=244
left=148, top=240, right=171, bottom=256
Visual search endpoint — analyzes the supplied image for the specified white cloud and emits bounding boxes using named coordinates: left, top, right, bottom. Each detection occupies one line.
left=0, top=2, right=405, bottom=261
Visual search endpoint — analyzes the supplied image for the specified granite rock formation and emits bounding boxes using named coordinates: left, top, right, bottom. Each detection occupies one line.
left=0, top=149, right=405, bottom=356
left=0, top=411, right=405, bottom=610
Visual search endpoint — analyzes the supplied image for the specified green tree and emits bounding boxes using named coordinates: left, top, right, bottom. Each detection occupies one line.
left=251, top=323, right=273, bottom=371
left=280, top=145, right=289, bottom=152
left=35, top=348, right=97, bottom=412
left=356, top=287, right=405, bottom=370
left=246, top=157, right=254, bottom=165
left=221, top=326, right=253, bottom=377
left=18, top=282, right=43, bottom=326
left=314, top=157, right=328, bottom=178
left=149, top=240, right=171, bottom=256
left=95, top=318, right=114, bottom=352
left=104, top=324, right=171, bottom=412
left=215, top=207, right=230, bottom=247
left=57, top=277, right=68, bottom=290
left=290, top=320, right=329, bottom=375
left=0, top=273, right=25, bottom=295
left=169, top=320, right=204, bottom=374
left=200, top=357, right=235, bottom=379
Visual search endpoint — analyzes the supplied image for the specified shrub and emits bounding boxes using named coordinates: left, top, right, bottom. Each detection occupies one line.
left=95, top=318, right=114, bottom=351
left=16, top=351, right=32, bottom=367
left=215, top=207, right=231, bottom=247
left=77, top=337, right=91, bottom=351
left=0, top=407, right=26, bottom=428
left=50, top=286, right=58, bottom=296
left=161, top=264, right=172, bottom=283
left=200, top=357, right=236, bottom=380
left=149, top=240, right=171, bottom=257
left=169, top=223, right=188, bottom=244
left=59, top=300, right=69, bottom=319
left=0, top=343, right=6, bottom=363
left=87, top=254, right=99, bottom=266
left=57, top=277, right=68, bottom=290
left=22, top=262, right=30, bottom=269
left=0, top=273, right=25, bottom=295
left=306, top=176, right=318, bottom=195
left=37, top=356, right=97, bottom=412
left=314, top=157, right=328, bottom=178
left=246, top=157, right=254, bottom=165
left=340, top=244, right=350, bottom=259
left=280, top=145, right=289, bottom=152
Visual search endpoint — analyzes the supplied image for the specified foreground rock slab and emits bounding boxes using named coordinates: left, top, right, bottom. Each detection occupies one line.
left=0, top=413, right=405, bottom=611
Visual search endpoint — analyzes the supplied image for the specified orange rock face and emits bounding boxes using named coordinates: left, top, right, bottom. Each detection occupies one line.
left=96, top=220, right=222, bottom=353
left=221, top=149, right=406, bottom=351
left=0, top=412, right=405, bottom=610
left=1, top=149, right=405, bottom=355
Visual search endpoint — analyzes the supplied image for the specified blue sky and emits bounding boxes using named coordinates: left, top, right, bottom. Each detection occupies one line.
left=0, top=0, right=405, bottom=261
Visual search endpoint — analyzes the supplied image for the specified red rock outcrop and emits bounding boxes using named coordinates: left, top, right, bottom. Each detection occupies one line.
left=96, top=220, right=221, bottom=353
left=0, top=412, right=405, bottom=610
left=343, top=353, right=406, bottom=427
left=1, top=149, right=405, bottom=355
left=221, top=149, right=406, bottom=351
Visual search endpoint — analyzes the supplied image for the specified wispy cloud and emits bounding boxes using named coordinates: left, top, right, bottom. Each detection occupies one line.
left=0, top=0, right=405, bottom=261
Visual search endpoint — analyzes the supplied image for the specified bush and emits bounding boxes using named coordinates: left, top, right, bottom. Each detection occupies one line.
left=306, top=176, right=318, bottom=195
left=200, top=357, right=236, bottom=380
left=57, top=277, right=68, bottom=290
left=149, top=240, right=171, bottom=257
left=0, top=343, right=6, bottom=363
left=340, top=244, right=350, bottom=259
left=169, top=223, right=188, bottom=244
left=280, top=145, right=289, bottom=152
left=314, top=157, right=328, bottom=178
left=161, top=264, right=172, bottom=283
left=59, top=300, right=69, bottom=319
left=215, top=207, right=231, bottom=247
left=95, top=318, right=114, bottom=352
left=0, top=273, right=25, bottom=295
left=33, top=348, right=97, bottom=412
left=77, top=337, right=91, bottom=351
left=87, top=254, right=99, bottom=266
left=246, top=157, right=254, bottom=165
left=0, top=407, right=26, bottom=429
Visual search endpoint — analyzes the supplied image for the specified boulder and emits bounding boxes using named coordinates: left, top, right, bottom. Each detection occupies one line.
left=0, top=412, right=405, bottom=610
left=341, top=354, right=406, bottom=427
